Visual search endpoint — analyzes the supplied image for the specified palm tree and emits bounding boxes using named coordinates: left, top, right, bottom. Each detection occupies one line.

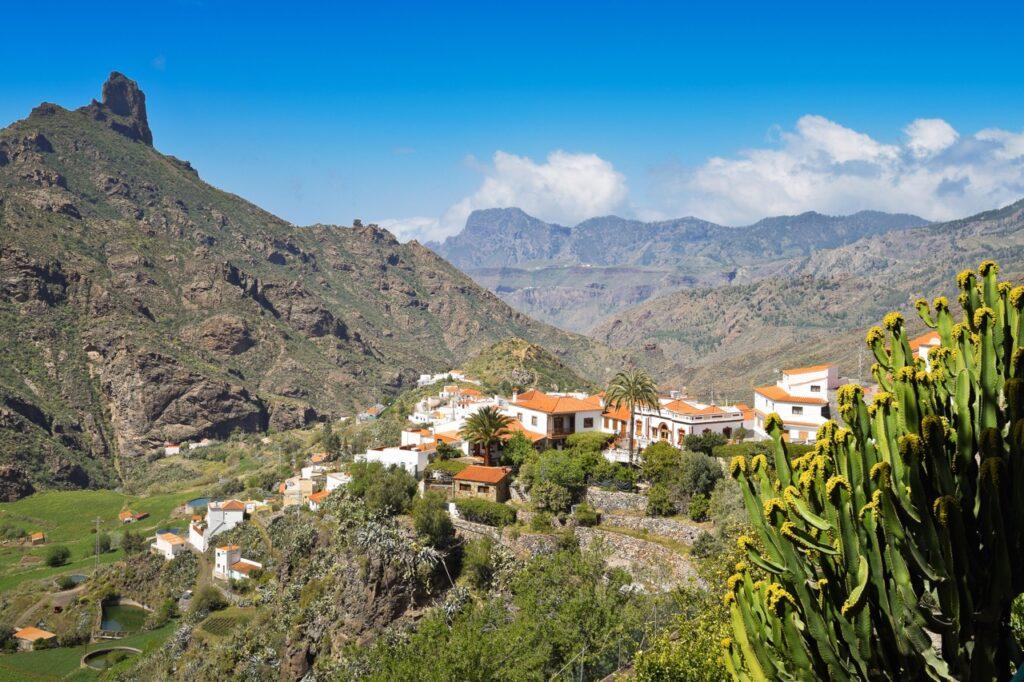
left=459, top=405, right=513, bottom=466
left=604, top=368, right=660, bottom=464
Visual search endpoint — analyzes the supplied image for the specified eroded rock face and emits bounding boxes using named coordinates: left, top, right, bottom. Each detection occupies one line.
left=184, top=314, right=255, bottom=355
left=77, top=72, right=153, bottom=146
left=0, top=466, right=35, bottom=502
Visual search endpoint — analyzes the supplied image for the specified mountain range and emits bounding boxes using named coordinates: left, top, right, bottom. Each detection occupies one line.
left=0, top=73, right=627, bottom=497
left=428, top=207, right=929, bottom=331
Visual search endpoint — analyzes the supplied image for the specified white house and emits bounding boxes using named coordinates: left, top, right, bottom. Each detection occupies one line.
left=325, top=471, right=351, bottom=492
left=356, top=445, right=432, bottom=478
left=300, top=464, right=328, bottom=480
left=164, top=442, right=181, bottom=456
left=628, top=396, right=745, bottom=448
left=151, top=532, right=187, bottom=560
left=308, top=490, right=331, bottom=511
left=213, top=544, right=263, bottom=581
left=281, top=476, right=315, bottom=507
left=909, top=331, right=942, bottom=370
left=502, top=390, right=603, bottom=449
left=188, top=499, right=247, bottom=552
left=753, top=364, right=839, bottom=442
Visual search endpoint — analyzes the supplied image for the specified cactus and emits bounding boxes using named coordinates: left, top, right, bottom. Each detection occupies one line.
left=724, top=260, right=1024, bottom=680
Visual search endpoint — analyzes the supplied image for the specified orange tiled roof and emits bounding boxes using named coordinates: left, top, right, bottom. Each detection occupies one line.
left=454, top=465, right=511, bottom=484
left=230, top=559, right=260, bottom=575
left=505, top=420, right=547, bottom=443
left=734, top=402, right=755, bottom=420
left=460, top=387, right=483, bottom=397
left=909, top=331, right=941, bottom=350
left=513, top=389, right=600, bottom=414
left=662, top=399, right=730, bottom=416
left=435, top=432, right=461, bottom=444
left=14, top=626, right=56, bottom=641
left=754, top=385, right=828, bottom=405
left=782, top=363, right=833, bottom=376
left=29, top=532, right=45, bottom=541
left=309, top=490, right=330, bottom=503
left=602, top=403, right=631, bottom=422
left=119, top=510, right=133, bottom=520
left=159, top=533, right=185, bottom=545
left=217, top=500, right=246, bottom=511
left=754, top=409, right=825, bottom=428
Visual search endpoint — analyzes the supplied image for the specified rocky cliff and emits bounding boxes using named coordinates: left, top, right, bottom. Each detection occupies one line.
left=0, top=73, right=627, bottom=497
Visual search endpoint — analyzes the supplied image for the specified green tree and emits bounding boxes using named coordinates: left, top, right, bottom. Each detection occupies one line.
left=96, top=531, right=112, bottom=554
left=120, top=529, right=145, bottom=554
left=725, top=261, right=1024, bottom=680
left=320, top=420, right=342, bottom=457
left=677, top=450, right=723, bottom=498
left=605, top=368, right=660, bottom=463
left=688, top=493, right=710, bottom=522
left=684, top=431, right=728, bottom=456
left=412, top=491, right=454, bottom=549
left=646, top=484, right=676, bottom=517
left=461, top=536, right=498, bottom=589
left=460, top=405, right=513, bottom=465
left=349, top=461, right=417, bottom=515
left=531, top=480, right=573, bottom=514
left=45, top=544, right=70, bottom=567
left=641, top=441, right=686, bottom=485
left=500, top=431, right=536, bottom=471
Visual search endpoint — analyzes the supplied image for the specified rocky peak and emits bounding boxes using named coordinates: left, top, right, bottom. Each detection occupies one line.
left=78, top=72, right=153, bottom=146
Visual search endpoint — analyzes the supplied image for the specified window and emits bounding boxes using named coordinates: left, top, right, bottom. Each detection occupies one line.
left=477, top=485, right=490, bottom=494
left=459, top=483, right=471, bottom=491
left=553, top=416, right=564, bottom=432
left=530, top=415, right=538, bottom=427
left=792, top=406, right=804, bottom=415
left=517, top=412, right=523, bottom=421
left=583, top=417, right=594, bottom=428
left=810, top=385, right=821, bottom=392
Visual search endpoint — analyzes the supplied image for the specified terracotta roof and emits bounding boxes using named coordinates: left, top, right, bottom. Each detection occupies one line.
left=782, top=363, right=833, bottom=376
left=14, top=626, right=56, bottom=641
left=309, top=490, right=330, bottom=503
left=734, top=402, right=755, bottom=420
left=159, top=533, right=185, bottom=545
left=754, top=385, right=828, bottom=405
left=505, top=419, right=547, bottom=443
left=454, top=465, right=511, bottom=484
left=435, top=432, right=461, bottom=444
left=909, top=331, right=941, bottom=351
left=416, top=443, right=436, bottom=451
left=229, top=559, right=261, bottom=575
left=309, top=452, right=328, bottom=463
left=29, top=532, right=44, bottom=541
left=513, top=389, right=600, bottom=414
left=602, top=403, right=631, bottom=422
left=216, top=500, right=246, bottom=512
left=460, top=387, right=483, bottom=397
left=119, top=510, right=133, bottom=520
left=218, top=544, right=240, bottom=551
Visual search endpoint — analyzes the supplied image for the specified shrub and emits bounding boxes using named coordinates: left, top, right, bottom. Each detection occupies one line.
left=454, top=498, right=516, bottom=527
left=529, top=512, right=553, bottom=532
left=591, top=460, right=636, bottom=491
left=683, top=432, right=727, bottom=456
left=530, top=480, right=572, bottom=514
left=96, top=532, right=112, bottom=554
left=676, top=450, right=722, bottom=498
left=688, top=493, right=710, bottom=522
left=640, top=442, right=685, bottom=485
left=189, top=585, right=227, bottom=615
left=519, top=449, right=586, bottom=497
left=564, top=431, right=612, bottom=453
left=708, top=477, right=746, bottom=532
left=500, top=432, right=535, bottom=470
left=412, top=492, right=455, bottom=549
left=45, top=544, right=70, bottom=567
left=349, top=461, right=417, bottom=515
left=461, top=536, right=496, bottom=589
left=435, top=441, right=463, bottom=461
left=646, top=484, right=676, bottom=517
left=120, top=529, right=145, bottom=554
left=146, top=598, right=178, bottom=630
left=55, top=575, right=76, bottom=590
left=690, top=530, right=723, bottom=559
left=573, top=503, right=599, bottom=527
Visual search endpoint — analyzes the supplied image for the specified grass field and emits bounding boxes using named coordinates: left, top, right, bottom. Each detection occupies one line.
left=0, top=489, right=197, bottom=591
left=0, top=622, right=175, bottom=681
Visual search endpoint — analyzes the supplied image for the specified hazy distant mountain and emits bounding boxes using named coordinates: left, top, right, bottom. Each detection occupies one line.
left=590, top=198, right=1024, bottom=400
left=430, top=207, right=928, bottom=332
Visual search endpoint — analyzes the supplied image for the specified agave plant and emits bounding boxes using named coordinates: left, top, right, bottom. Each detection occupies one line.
left=724, top=260, right=1024, bottom=680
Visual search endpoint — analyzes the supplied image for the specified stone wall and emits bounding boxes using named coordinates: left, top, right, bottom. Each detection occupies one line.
left=597, top=514, right=704, bottom=545
left=585, top=487, right=647, bottom=514
left=575, top=527, right=703, bottom=592
left=451, top=517, right=559, bottom=557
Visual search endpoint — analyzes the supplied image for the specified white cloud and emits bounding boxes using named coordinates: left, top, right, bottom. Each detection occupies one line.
left=655, top=115, right=1024, bottom=225
left=379, top=150, right=627, bottom=242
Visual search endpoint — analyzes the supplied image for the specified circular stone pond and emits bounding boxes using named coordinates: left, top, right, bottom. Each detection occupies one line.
left=82, top=646, right=141, bottom=670
left=100, top=601, right=149, bottom=633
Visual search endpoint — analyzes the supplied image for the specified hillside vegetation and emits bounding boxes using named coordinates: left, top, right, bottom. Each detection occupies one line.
left=462, top=337, right=597, bottom=393
left=0, top=73, right=628, bottom=497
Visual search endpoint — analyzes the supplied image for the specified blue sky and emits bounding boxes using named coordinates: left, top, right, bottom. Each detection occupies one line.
left=3, top=1, right=1024, bottom=240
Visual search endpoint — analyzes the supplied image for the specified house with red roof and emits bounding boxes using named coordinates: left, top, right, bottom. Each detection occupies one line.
left=502, top=389, right=604, bottom=448
left=752, top=364, right=839, bottom=442
left=453, top=465, right=512, bottom=503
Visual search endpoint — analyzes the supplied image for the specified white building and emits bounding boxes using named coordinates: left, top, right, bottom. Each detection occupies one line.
left=308, top=490, right=331, bottom=511
left=909, top=331, right=942, bottom=370
left=502, top=390, right=604, bottom=448
left=151, top=532, right=187, bottom=560
left=188, top=499, right=247, bottom=552
left=629, top=396, right=745, bottom=448
left=281, top=476, right=314, bottom=507
left=753, top=364, right=839, bottom=442
left=417, top=370, right=479, bottom=387
left=300, top=464, right=328, bottom=480
left=164, top=442, right=181, bottom=456
left=356, top=445, right=432, bottom=478
left=325, top=471, right=351, bottom=492
left=213, top=544, right=263, bottom=581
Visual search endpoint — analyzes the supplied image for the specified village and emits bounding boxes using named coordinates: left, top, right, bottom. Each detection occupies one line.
left=0, top=329, right=942, bottom=671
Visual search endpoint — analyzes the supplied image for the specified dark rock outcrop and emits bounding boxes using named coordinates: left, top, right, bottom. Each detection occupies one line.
left=0, top=466, right=35, bottom=502
left=78, top=72, right=153, bottom=145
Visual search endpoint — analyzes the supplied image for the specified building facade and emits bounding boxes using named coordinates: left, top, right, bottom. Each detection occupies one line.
left=752, top=364, right=839, bottom=442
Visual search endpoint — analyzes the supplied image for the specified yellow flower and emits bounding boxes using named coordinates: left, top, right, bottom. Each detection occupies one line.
left=932, top=295, right=949, bottom=311
left=956, top=269, right=975, bottom=289
left=973, top=306, right=995, bottom=328
left=750, top=454, right=768, bottom=472
left=882, top=311, right=904, bottom=330
left=729, top=456, right=746, bottom=478
left=764, top=413, right=784, bottom=432
left=762, top=497, right=786, bottom=521
left=737, top=535, right=755, bottom=551
left=978, top=260, right=999, bottom=276
left=865, top=326, right=885, bottom=345
left=869, top=461, right=892, bottom=486
left=825, top=475, right=850, bottom=498
left=1010, top=286, right=1024, bottom=309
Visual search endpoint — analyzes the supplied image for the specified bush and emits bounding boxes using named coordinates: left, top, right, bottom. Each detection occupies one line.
left=677, top=450, right=722, bottom=498
left=435, top=441, right=463, bottom=461
left=690, top=530, right=723, bottom=559
left=646, top=484, right=676, bottom=517
left=564, top=431, right=612, bottom=453
left=500, top=432, right=536, bottom=471
left=0, top=523, right=26, bottom=541
left=708, top=477, right=746, bottom=531
left=56, top=575, right=76, bottom=590
left=688, top=493, right=710, bottom=522
left=96, top=532, right=112, bottom=554
left=529, top=512, right=553, bottom=532
left=683, top=432, right=727, bottom=456
left=189, top=585, right=227, bottom=615
left=146, top=597, right=178, bottom=630
left=349, top=461, right=417, bottom=515
left=412, top=492, right=455, bottom=549
left=120, top=529, right=145, bottom=554
left=461, top=536, right=496, bottom=589
left=454, top=498, right=516, bottom=527
left=530, top=480, right=572, bottom=514
left=591, top=460, right=636, bottom=491
left=520, top=449, right=586, bottom=497
left=640, top=442, right=685, bottom=485
left=573, top=503, right=599, bottom=527
left=45, top=545, right=70, bottom=567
